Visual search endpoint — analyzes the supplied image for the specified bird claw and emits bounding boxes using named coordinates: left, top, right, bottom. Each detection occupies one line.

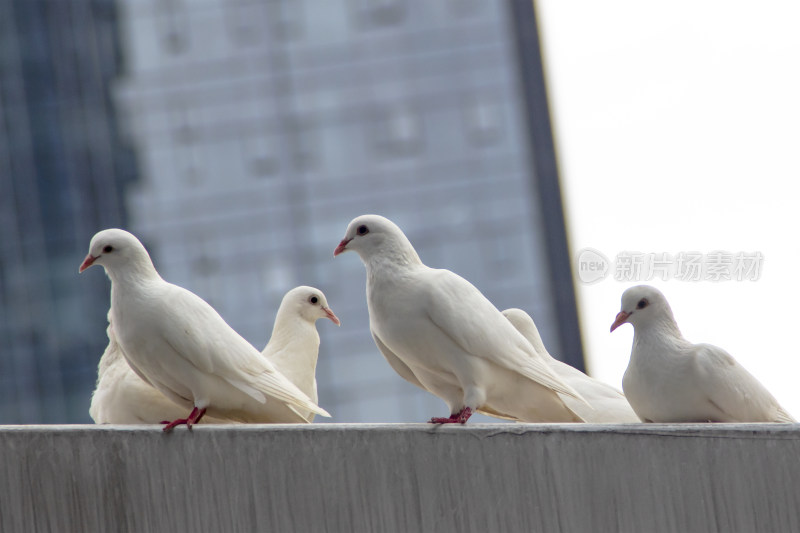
left=428, top=407, right=473, bottom=425
left=455, top=407, right=473, bottom=423
left=162, top=418, right=190, bottom=432
left=429, top=415, right=458, bottom=424
left=161, top=407, right=207, bottom=432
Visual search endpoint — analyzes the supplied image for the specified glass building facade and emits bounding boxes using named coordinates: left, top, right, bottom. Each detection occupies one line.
left=0, top=0, right=137, bottom=422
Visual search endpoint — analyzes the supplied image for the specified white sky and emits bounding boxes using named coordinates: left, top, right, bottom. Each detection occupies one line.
left=536, top=1, right=800, bottom=416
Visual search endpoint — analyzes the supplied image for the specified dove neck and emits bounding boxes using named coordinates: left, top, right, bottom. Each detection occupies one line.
left=632, top=311, right=686, bottom=347
left=362, top=240, right=423, bottom=272
left=264, top=317, right=319, bottom=398
left=106, top=258, right=163, bottom=287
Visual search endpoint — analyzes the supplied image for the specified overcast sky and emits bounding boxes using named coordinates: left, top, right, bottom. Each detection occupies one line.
left=536, top=1, right=800, bottom=416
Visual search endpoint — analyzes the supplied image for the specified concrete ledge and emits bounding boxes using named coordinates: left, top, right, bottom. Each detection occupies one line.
left=2, top=424, right=799, bottom=532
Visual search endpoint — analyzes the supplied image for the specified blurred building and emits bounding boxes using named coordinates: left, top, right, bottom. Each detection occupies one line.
left=0, top=0, right=582, bottom=423
left=0, top=0, right=137, bottom=422
left=113, top=0, right=581, bottom=422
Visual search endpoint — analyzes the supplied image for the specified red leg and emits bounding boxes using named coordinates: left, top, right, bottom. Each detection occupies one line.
left=455, top=407, right=473, bottom=424
left=162, top=406, right=206, bottom=432
left=162, top=416, right=189, bottom=432
left=429, top=413, right=459, bottom=424
left=188, top=407, right=207, bottom=426
left=429, top=407, right=473, bottom=425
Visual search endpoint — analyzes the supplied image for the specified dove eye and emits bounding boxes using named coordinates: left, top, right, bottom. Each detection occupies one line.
left=637, top=298, right=649, bottom=310
left=103, top=245, right=114, bottom=253
left=309, top=296, right=319, bottom=304
left=357, top=225, right=369, bottom=236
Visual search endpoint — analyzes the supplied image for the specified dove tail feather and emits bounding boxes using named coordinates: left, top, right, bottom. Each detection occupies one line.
left=249, top=371, right=331, bottom=418
left=567, top=408, right=587, bottom=423
left=287, top=404, right=316, bottom=423
left=776, top=406, right=796, bottom=423
left=518, top=361, right=591, bottom=407
left=223, top=377, right=267, bottom=404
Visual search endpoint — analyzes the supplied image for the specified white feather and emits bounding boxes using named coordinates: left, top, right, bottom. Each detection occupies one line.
left=614, top=285, right=794, bottom=423
left=90, top=316, right=230, bottom=424
left=335, top=214, right=586, bottom=423
left=502, top=308, right=639, bottom=423
left=261, top=286, right=338, bottom=423
left=82, top=229, right=330, bottom=425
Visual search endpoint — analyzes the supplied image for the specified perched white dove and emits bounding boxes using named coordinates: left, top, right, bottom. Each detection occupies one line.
left=261, top=286, right=340, bottom=422
left=502, top=308, right=639, bottom=423
left=90, top=286, right=339, bottom=425
left=80, top=229, right=330, bottom=431
left=611, top=285, right=795, bottom=423
left=90, top=315, right=226, bottom=424
left=333, top=214, right=587, bottom=424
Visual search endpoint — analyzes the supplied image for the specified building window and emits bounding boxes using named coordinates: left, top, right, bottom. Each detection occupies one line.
left=372, top=105, right=423, bottom=157
left=355, top=0, right=405, bottom=28
left=226, top=0, right=264, bottom=46
left=244, top=134, right=280, bottom=178
left=269, top=1, right=303, bottom=41
left=463, top=95, right=503, bottom=146
left=157, top=0, right=189, bottom=54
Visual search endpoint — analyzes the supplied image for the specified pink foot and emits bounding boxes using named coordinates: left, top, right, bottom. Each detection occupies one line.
left=162, top=417, right=190, bottom=432
left=429, top=414, right=459, bottom=424
left=455, top=407, right=473, bottom=424
left=162, top=406, right=207, bottom=432
left=429, top=407, right=473, bottom=425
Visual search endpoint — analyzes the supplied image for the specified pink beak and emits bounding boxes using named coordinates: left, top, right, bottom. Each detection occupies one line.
left=333, top=238, right=352, bottom=257
left=323, top=307, right=341, bottom=326
left=610, top=311, right=631, bottom=332
left=79, top=254, right=97, bottom=273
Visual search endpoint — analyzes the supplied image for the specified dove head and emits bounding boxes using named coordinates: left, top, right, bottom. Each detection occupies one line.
left=611, top=285, right=676, bottom=333
left=79, top=229, right=158, bottom=281
left=333, top=214, right=421, bottom=266
left=282, top=286, right=340, bottom=326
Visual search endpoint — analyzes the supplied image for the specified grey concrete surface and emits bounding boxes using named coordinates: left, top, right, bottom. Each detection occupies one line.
left=1, top=424, right=799, bottom=533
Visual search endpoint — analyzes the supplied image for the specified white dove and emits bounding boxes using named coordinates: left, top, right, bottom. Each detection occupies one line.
left=90, top=286, right=339, bottom=425
left=611, top=285, right=795, bottom=423
left=333, top=214, right=587, bottom=424
left=80, top=228, right=330, bottom=431
left=89, top=315, right=225, bottom=424
left=502, top=308, right=639, bottom=423
left=261, top=286, right=340, bottom=422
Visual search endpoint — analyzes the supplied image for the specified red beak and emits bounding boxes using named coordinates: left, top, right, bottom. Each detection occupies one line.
left=610, top=311, right=631, bottom=332
left=79, top=254, right=97, bottom=273
left=323, top=307, right=341, bottom=326
left=333, top=238, right=352, bottom=257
